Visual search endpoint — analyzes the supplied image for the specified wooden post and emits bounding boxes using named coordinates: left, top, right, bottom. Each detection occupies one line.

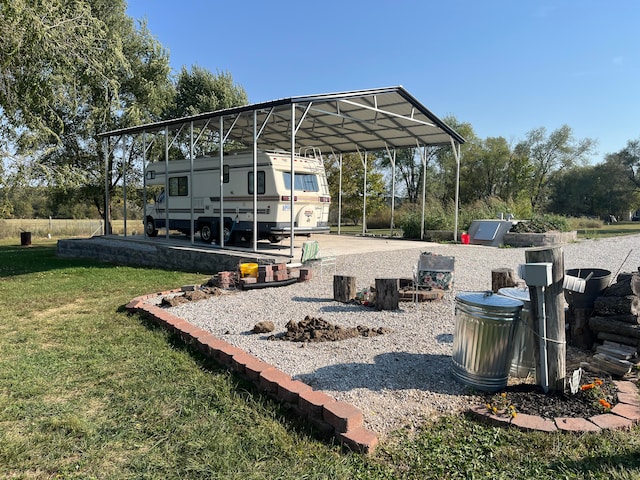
left=375, top=278, right=399, bottom=311
left=491, top=268, right=518, bottom=292
left=333, top=275, right=357, bottom=303
left=525, top=246, right=565, bottom=392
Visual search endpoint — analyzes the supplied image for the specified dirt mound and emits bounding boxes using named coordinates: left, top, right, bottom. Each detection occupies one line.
left=271, top=315, right=392, bottom=342
left=160, top=287, right=223, bottom=307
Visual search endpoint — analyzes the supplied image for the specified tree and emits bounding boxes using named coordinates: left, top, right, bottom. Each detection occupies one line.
left=514, top=125, right=596, bottom=212
left=605, top=138, right=640, bottom=191
left=324, top=152, right=386, bottom=226
left=0, top=0, right=117, bottom=143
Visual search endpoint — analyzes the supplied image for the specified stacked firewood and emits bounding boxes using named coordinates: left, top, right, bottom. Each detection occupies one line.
left=585, top=271, right=640, bottom=377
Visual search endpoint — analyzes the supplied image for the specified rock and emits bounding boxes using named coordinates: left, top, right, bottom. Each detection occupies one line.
left=253, top=321, right=275, bottom=334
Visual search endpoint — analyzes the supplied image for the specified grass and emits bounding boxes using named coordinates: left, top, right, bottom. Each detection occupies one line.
left=2, top=237, right=640, bottom=478
left=576, top=221, right=640, bottom=239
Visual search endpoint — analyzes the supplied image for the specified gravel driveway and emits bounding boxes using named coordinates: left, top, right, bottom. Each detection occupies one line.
left=161, top=234, right=640, bottom=437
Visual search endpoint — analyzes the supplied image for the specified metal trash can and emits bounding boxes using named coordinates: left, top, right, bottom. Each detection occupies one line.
left=452, top=291, right=523, bottom=391
left=498, top=287, right=536, bottom=379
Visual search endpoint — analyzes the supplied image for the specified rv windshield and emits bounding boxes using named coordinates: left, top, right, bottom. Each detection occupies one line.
left=283, top=172, right=319, bottom=192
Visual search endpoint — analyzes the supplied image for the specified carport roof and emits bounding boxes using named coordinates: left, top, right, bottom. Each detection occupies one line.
left=99, top=86, right=465, bottom=153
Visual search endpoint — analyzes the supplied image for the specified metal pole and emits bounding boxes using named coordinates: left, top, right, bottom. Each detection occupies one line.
left=142, top=132, right=147, bottom=238
left=103, top=138, right=110, bottom=235
left=123, top=140, right=127, bottom=237
left=219, top=116, right=225, bottom=248
left=338, top=153, right=343, bottom=236
left=164, top=126, right=169, bottom=239
left=362, top=151, right=367, bottom=235
left=421, top=146, right=426, bottom=241
left=452, top=138, right=461, bottom=243
left=289, top=102, right=296, bottom=258
left=252, top=110, right=258, bottom=252
left=189, top=121, right=194, bottom=245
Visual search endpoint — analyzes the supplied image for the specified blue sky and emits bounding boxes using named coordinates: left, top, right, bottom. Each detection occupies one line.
left=126, top=1, right=639, bottom=162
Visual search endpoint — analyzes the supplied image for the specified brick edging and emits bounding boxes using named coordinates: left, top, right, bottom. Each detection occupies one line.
left=126, top=291, right=379, bottom=454
left=469, top=379, right=640, bottom=433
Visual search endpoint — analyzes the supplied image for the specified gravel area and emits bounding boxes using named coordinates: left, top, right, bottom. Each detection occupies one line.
left=155, top=235, right=640, bottom=437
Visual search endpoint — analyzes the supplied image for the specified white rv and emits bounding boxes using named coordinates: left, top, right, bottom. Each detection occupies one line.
left=143, top=150, right=331, bottom=244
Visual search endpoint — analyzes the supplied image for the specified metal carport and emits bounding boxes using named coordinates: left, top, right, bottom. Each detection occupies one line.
left=99, top=86, right=465, bottom=258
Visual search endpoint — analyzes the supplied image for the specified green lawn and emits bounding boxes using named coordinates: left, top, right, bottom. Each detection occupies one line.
left=2, top=238, right=640, bottom=478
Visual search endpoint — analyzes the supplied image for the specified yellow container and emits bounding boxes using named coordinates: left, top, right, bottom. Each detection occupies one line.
left=239, top=263, right=259, bottom=278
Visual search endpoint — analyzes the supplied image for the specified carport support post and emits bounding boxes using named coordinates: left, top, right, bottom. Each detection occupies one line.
left=103, top=137, right=111, bottom=235
left=289, top=102, right=296, bottom=258
left=451, top=138, right=461, bottom=242
left=189, top=121, right=195, bottom=245
left=338, top=153, right=343, bottom=235
left=164, top=126, right=170, bottom=239
left=123, top=139, right=127, bottom=237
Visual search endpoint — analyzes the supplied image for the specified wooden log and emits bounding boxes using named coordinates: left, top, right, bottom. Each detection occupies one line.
left=333, top=275, right=357, bottom=303
left=592, top=313, right=640, bottom=325
left=589, top=316, right=640, bottom=339
left=611, top=272, right=640, bottom=296
left=491, top=268, right=519, bottom=293
left=596, top=332, right=640, bottom=348
left=593, top=295, right=640, bottom=316
left=375, top=278, right=399, bottom=311
left=603, top=340, right=638, bottom=354
left=595, top=344, right=636, bottom=360
left=591, top=353, right=633, bottom=377
left=567, top=307, right=594, bottom=350
left=525, top=246, right=565, bottom=392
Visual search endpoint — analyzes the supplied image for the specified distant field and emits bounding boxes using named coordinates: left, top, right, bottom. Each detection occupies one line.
left=0, top=219, right=130, bottom=239
left=2, top=218, right=639, bottom=241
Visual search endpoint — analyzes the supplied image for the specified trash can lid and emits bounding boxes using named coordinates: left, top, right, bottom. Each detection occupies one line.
left=497, top=287, right=530, bottom=302
left=456, top=291, right=524, bottom=309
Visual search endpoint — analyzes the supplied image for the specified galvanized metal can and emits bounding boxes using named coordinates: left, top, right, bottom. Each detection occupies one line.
left=498, top=287, right=537, bottom=379
left=451, top=291, right=523, bottom=391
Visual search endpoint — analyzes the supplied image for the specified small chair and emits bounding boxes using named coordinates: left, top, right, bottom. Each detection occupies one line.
left=412, top=252, right=455, bottom=303
left=301, top=240, right=337, bottom=277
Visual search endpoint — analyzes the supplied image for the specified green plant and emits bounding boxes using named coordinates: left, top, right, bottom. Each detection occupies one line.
left=510, top=214, right=571, bottom=233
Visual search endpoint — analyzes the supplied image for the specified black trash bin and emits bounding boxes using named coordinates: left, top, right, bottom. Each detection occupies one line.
left=20, top=231, right=32, bottom=246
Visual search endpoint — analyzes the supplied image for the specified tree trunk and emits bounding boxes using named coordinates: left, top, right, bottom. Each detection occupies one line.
left=491, top=268, right=519, bottom=293
left=567, top=307, right=595, bottom=350
left=525, top=246, right=565, bottom=392
left=593, top=296, right=640, bottom=316
left=596, top=331, right=640, bottom=348
left=333, top=275, right=357, bottom=303
left=607, top=273, right=640, bottom=297
left=589, top=316, right=640, bottom=339
left=375, top=278, right=399, bottom=311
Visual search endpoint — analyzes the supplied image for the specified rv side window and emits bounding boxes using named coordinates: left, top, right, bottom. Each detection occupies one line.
left=283, top=173, right=319, bottom=192
left=223, top=165, right=229, bottom=183
left=248, top=171, right=265, bottom=194
left=169, top=176, right=188, bottom=196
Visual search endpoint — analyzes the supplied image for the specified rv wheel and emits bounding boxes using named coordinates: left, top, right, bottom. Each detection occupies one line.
left=145, top=218, right=158, bottom=237
left=200, top=223, right=214, bottom=243
left=268, top=235, right=283, bottom=244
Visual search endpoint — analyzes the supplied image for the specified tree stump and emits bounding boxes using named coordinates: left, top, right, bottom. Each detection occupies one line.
left=333, top=275, right=357, bottom=303
left=567, top=307, right=595, bottom=350
left=375, top=278, right=399, bottom=311
left=491, top=268, right=518, bottom=292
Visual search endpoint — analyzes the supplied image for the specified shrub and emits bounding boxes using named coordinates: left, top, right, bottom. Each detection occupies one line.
left=510, top=214, right=571, bottom=233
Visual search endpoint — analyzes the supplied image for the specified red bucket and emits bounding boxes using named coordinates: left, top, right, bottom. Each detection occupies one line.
left=461, top=233, right=470, bottom=245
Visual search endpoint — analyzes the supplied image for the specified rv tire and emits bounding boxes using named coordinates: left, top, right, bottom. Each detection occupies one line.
left=145, top=218, right=158, bottom=237
left=200, top=223, right=214, bottom=243
left=268, top=235, right=283, bottom=244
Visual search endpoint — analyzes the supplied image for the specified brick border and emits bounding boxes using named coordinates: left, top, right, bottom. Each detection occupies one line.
left=126, top=291, right=378, bottom=454
left=469, top=379, right=640, bottom=433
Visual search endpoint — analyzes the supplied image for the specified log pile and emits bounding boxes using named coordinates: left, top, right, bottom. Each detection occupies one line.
left=584, top=272, right=640, bottom=377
